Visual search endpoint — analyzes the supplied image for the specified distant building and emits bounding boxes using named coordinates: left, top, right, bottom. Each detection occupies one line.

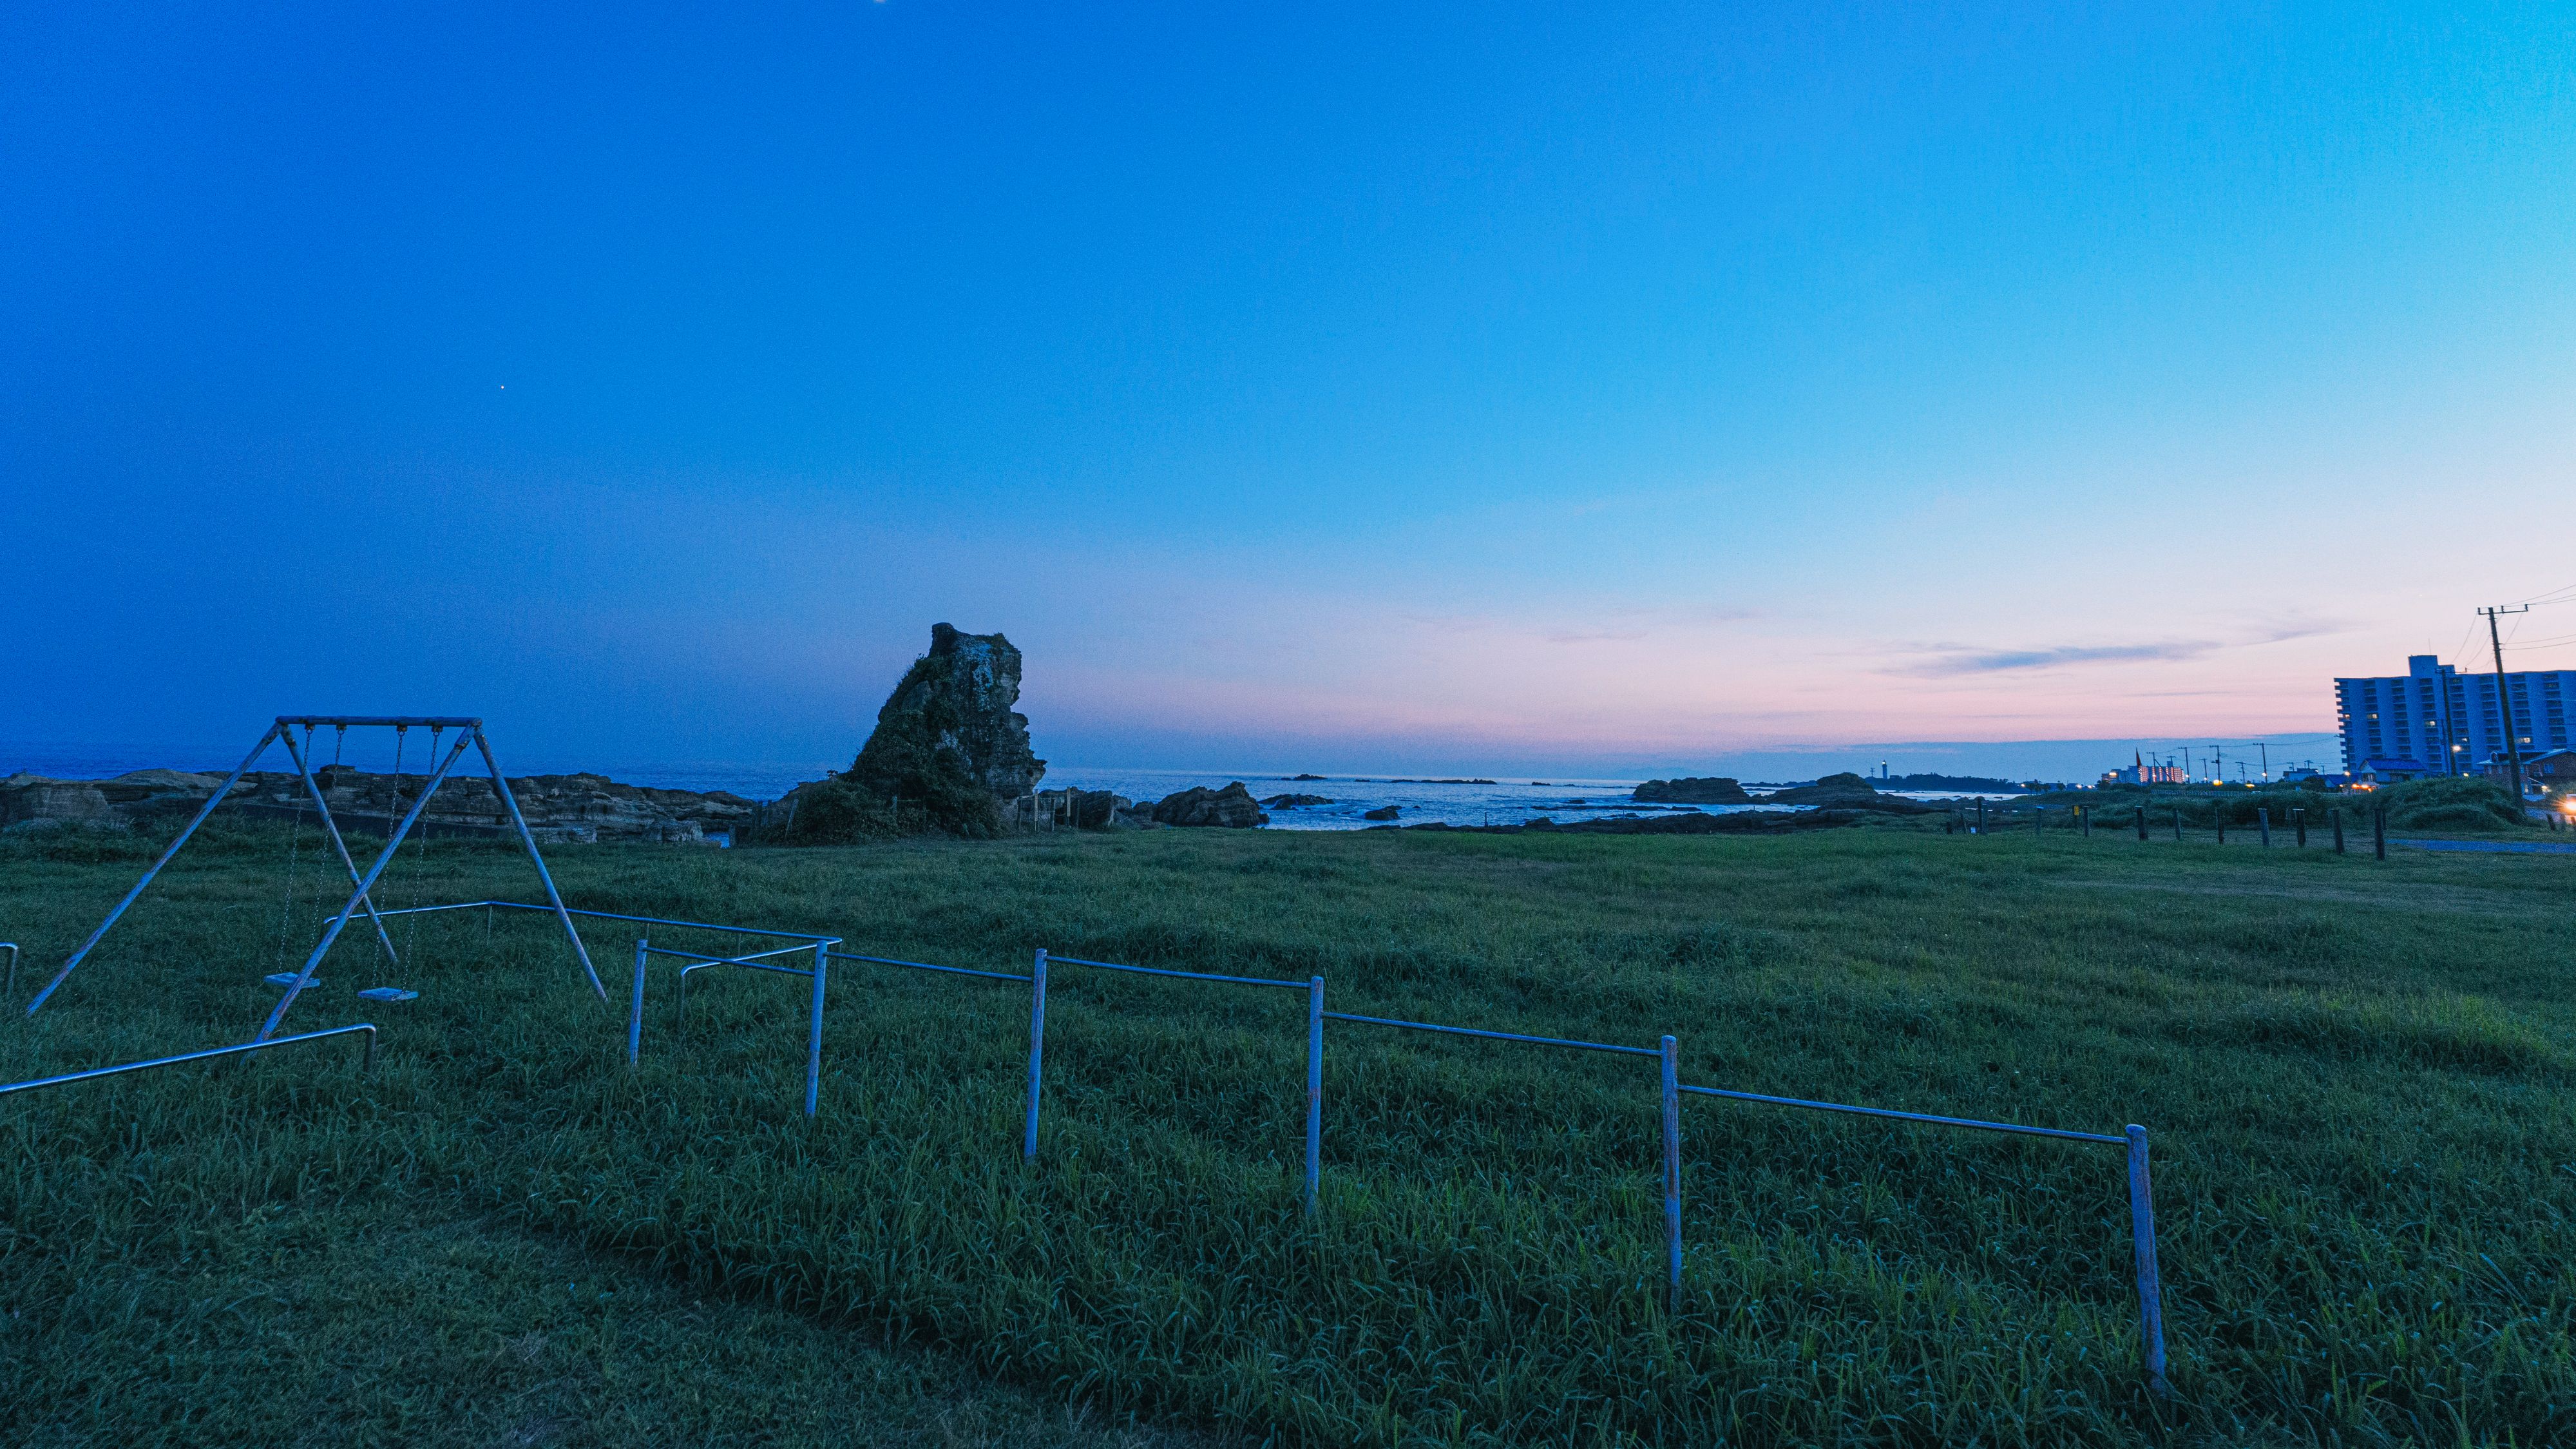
left=2499, top=747, right=2576, bottom=794
left=2356, top=758, right=2432, bottom=785
left=2336, top=655, right=2576, bottom=777
left=2098, top=760, right=2188, bottom=787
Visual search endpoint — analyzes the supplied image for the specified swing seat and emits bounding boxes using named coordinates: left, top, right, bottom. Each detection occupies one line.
left=263, top=972, right=317, bottom=988
left=358, top=986, right=419, bottom=1003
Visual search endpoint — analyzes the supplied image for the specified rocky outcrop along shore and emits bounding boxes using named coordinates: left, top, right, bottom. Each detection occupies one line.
left=0, top=767, right=756, bottom=844
left=1632, top=776, right=1753, bottom=804
left=1757, top=772, right=1935, bottom=812
left=1150, top=782, right=1268, bottom=828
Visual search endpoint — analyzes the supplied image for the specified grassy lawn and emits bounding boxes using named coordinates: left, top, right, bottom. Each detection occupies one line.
left=3, top=820, right=2571, bottom=1445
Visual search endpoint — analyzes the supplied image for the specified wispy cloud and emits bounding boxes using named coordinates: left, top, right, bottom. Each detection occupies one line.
left=1885, top=611, right=2360, bottom=675
left=1883, top=616, right=2353, bottom=678
left=1899, top=640, right=2222, bottom=675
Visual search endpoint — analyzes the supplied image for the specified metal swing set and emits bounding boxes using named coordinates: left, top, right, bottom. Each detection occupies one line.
left=22, top=716, right=607, bottom=1048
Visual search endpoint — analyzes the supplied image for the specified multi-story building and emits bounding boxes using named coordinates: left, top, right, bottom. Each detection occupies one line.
left=2336, top=655, right=2576, bottom=777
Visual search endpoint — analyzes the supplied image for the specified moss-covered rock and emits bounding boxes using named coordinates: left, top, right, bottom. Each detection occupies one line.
left=788, top=624, right=1046, bottom=841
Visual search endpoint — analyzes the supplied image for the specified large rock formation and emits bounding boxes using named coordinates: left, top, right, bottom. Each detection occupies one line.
left=1760, top=772, right=1934, bottom=813
left=1632, top=776, right=1752, bottom=804
left=1150, top=782, right=1268, bottom=828
left=0, top=767, right=756, bottom=844
left=818, top=623, right=1045, bottom=838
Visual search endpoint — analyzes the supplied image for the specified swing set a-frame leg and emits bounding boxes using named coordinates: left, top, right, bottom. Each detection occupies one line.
left=277, top=727, right=402, bottom=966
left=24, top=724, right=282, bottom=1017
left=472, top=728, right=609, bottom=1004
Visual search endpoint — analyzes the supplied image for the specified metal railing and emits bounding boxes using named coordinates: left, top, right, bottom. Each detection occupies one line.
left=614, top=926, right=839, bottom=1118
left=383, top=899, right=2177, bottom=1392
left=1013, top=946, right=2169, bottom=1394
left=1031, top=951, right=1323, bottom=1205
left=0, top=1022, right=378, bottom=1100
left=1672, top=1082, right=2166, bottom=1394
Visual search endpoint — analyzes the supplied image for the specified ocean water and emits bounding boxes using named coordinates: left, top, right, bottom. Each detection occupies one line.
left=2, top=743, right=1988, bottom=832
left=1042, top=767, right=1800, bottom=831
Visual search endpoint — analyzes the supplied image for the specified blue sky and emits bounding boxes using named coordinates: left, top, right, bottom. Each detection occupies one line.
left=5, top=2, right=2572, bottom=778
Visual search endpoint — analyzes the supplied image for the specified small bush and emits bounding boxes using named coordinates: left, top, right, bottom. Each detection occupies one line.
left=2377, top=775, right=2526, bottom=832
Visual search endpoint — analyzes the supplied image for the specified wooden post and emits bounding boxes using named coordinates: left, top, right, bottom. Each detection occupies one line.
left=2258, top=807, right=2270, bottom=847
left=2374, top=802, right=2387, bottom=860
left=2332, top=807, right=2345, bottom=854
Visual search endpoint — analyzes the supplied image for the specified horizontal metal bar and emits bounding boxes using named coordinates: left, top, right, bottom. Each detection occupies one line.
left=361, top=900, right=502, bottom=919
left=677, top=957, right=814, bottom=981
left=1677, top=1083, right=2125, bottom=1144
left=646, top=943, right=814, bottom=965
left=377, top=900, right=837, bottom=944
left=0, top=1023, right=378, bottom=1099
left=276, top=716, right=482, bottom=727
left=826, top=951, right=1033, bottom=984
left=1051, top=955, right=1309, bottom=990
left=1321, top=1012, right=1662, bottom=1057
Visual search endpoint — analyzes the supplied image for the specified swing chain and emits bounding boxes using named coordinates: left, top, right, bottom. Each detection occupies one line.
left=272, top=725, right=313, bottom=973
left=401, top=726, right=440, bottom=967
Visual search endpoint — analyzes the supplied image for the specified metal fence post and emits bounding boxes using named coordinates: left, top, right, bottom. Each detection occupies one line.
left=1305, top=975, right=1324, bottom=1214
left=1022, top=949, right=1049, bottom=1161
left=628, top=937, right=648, bottom=1066
left=1661, top=1034, right=1683, bottom=1311
left=2126, top=1124, right=2171, bottom=1397
left=803, top=942, right=828, bottom=1117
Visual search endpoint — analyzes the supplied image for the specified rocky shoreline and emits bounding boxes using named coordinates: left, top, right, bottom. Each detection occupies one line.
left=1, top=767, right=760, bottom=844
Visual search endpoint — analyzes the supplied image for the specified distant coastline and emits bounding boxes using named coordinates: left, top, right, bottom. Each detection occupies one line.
left=4, top=743, right=2037, bottom=838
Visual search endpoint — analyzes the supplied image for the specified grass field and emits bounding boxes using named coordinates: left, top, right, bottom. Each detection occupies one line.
left=3, top=818, right=2571, bottom=1446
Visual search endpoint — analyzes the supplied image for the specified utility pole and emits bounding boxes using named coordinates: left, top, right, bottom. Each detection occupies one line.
left=2481, top=605, right=2530, bottom=804
left=2256, top=743, right=2269, bottom=782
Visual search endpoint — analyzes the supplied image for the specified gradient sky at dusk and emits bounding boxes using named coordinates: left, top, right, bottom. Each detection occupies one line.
left=6, top=3, right=2573, bottom=778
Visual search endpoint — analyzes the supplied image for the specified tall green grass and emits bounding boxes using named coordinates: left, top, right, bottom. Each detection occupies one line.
left=4, top=820, right=2571, bottom=1444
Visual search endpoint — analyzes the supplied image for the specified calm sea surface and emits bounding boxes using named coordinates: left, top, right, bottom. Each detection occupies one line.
left=2, top=743, right=1986, bottom=832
